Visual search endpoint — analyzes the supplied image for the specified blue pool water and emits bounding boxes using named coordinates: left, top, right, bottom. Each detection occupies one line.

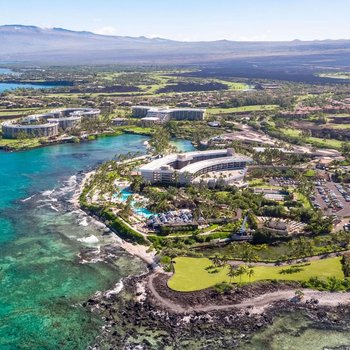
left=116, top=139, right=194, bottom=219
left=119, top=188, right=153, bottom=218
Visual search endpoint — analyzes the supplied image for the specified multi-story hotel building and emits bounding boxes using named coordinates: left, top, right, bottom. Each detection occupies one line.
left=2, top=122, right=59, bottom=139
left=139, top=149, right=253, bottom=185
left=1, top=108, right=101, bottom=138
left=132, top=106, right=206, bottom=123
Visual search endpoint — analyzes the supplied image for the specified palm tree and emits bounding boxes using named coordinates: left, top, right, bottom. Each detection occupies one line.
left=227, top=265, right=238, bottom=283
left=247, top=268, right=255, bottom=282
left=237, top=265, right=248, bottom=284
left=241, top=243, right=259, bottom=265
left=221, top=255, right=228, bottom=266
left=211, top=254, right=221, bottom=268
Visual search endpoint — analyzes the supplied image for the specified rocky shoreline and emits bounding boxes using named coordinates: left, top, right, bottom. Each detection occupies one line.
left=73, top=169, right=350, bottom=349
left=83, top=271, right=350, bottom=349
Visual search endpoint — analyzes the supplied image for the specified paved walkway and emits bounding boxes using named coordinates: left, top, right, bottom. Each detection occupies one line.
left=147, top=272, right=350, bottom=315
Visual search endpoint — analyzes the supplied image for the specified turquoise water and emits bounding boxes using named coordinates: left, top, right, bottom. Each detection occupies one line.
left=0, top=68, right=17, bottom=75
left=170, top=139, right=195, bottom=152
left=0, top=134, right=151, bottom=349
left=0, top=82, right=65, bottom=93
left=119, top=188, right=153, bottom=218
left=238, top=311, right=350, bottom=350
left=0, top=68, right=67, bottom=92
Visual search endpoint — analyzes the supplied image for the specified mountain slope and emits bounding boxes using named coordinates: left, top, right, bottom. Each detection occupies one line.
left=1, top=25, right=350, bottom=65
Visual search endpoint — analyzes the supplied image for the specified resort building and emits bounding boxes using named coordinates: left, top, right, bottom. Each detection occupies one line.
left=139, top=149, right=253, bottom=185
left=112, top=118, right=130, bottom=126
left=44, top=108, right=100, bottom=130
left=140, top=116, right=163, bottom=127
left=1, top=108, right=100, bottom=138
left=44, top=108, right=101, bottom=119
left=132, top=106, right=206, bottom=123
left=256, top=217, right=307, bottom=236
left=47, top=116, right=81, bottom=130
left=2, top=122, right=59, bottom=138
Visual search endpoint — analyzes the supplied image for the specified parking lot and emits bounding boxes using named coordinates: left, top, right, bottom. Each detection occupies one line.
left=312, top=180, right=350, bottom=217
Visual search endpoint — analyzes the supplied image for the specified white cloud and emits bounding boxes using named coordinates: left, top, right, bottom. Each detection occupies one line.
left=93, top=26, right=119, bottom=36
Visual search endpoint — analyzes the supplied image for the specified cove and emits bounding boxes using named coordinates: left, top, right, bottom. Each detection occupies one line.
left=0, top=134, right=194, bottom=349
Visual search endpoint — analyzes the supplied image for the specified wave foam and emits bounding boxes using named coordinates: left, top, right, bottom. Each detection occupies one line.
left=105, top=280, right=124, bottom=298
left=78, top=218, right=89, bottom=227
left=77, top=235, right=99, bottom=244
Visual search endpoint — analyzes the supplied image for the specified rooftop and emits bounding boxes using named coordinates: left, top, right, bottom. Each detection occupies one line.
left=132, top=105, right=206, bottom=113
left=139, top=149, right=230, bottom=171
left=180, top=155, right=252, bottom=174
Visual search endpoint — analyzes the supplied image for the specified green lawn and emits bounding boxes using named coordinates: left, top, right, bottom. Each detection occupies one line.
left=280, top=128, right=343, bottom=149
left=307, top=136, right=342, bottom=149
left=208, top=105, right=278, bottom=115
left=281, top=128, right=301, bottom=137
left=294, top=192, right=312, bottom=209
left=168, top=257, right=344, bottom=292
left=326, top=124, right=350, bottom=130
left=214, top=79, right=249, bottom=91
left=120, top=126, right=154, bottom=135
left=0, top=138, right=43, bottom=150
left=248, top=179, right=282, bottom=190
left=248, top=179, right=265, bottom=187
left=304, top=169, right=316, bottom=177
left=0, top=108, right=51, bottom=117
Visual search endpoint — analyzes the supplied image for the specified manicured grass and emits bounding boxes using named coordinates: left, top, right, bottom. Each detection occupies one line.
left=281, top=128, right=301, bottom=137
left=168, top=257, right=344, bottom=292
left=304, top=169, right=316, bottom=177
left=214, top=79, right=249, bottom=91
left=121, top=126, right=154, bottom=135
left=0, top=108, right=51, bottom=117
left=248, top=180, right=283, bottom=190
left=0, top=138, right=43, bottom=150
left=308, top=136, right=342, bottom=149
left=248, top=180, right=282, bottom=189
left=326, top=124, right=350, bottom=129
left=248, top=179, right=265, bottom=187
left=208, top=105, right=278, bottom=115
left=294, top=192, right=312, bottom=209
left=280, top=128, right=343, bottom=149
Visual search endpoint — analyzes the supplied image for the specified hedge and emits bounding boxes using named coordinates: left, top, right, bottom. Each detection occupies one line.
left=80, top=203, right=148, bottom=245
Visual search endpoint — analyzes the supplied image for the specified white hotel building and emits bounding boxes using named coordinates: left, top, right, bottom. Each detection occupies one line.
left=132, top=106, right=206, bottom=123
left=139, top=149, right=253, bottom=185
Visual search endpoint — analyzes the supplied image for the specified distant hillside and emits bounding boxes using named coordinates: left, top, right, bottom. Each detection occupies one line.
left=1, top=25, right=350, bottom=65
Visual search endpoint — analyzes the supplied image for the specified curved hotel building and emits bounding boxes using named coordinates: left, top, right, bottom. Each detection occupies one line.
left=1, top=108, right=100, bottom=139
left=2, top=122, right=59, bottom=138
left=139, top=149, right=253, bottom=185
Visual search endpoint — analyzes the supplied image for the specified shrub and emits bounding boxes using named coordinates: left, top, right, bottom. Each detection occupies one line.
left=110, top=216, right=148, bottom=245
left=341, top=252, right=350, bottom=277
left=213, top=282, right=232, bottom=295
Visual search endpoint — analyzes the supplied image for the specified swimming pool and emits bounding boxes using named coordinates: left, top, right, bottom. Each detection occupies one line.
left=117, top=188, right=153, bottom=218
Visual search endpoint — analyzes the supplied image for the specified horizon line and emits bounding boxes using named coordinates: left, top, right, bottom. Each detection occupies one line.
left=1, top=24, right=349, bottom=43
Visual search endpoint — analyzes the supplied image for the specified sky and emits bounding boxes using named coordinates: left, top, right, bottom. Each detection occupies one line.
left=0, top=0, right=349, bottom=42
